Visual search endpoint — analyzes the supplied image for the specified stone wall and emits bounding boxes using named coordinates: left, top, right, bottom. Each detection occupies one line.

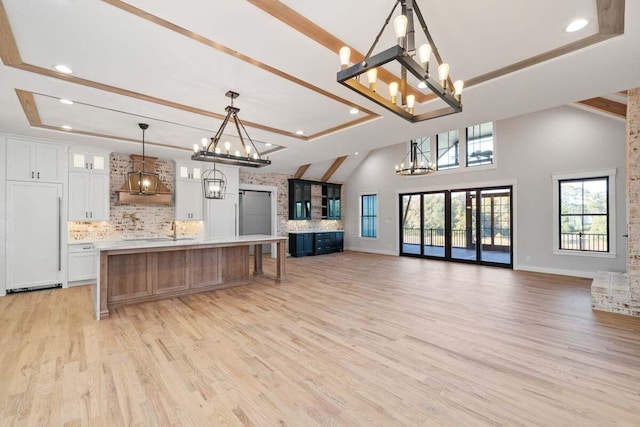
left=239, top=171, right=345, bottom=237
left=68, top=154, right=202, bottom=241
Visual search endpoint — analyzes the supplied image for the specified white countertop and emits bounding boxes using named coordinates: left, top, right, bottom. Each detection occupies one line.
left=288, top=230, right=344, bottom=234
left=94, top=234, right=285, bottom=251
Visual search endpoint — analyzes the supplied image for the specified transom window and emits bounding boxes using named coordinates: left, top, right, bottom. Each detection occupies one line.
left=437, top=130, right=459, bottom=170
left=559, top=177, right=609, bottom=252
left=417, top=136, right=430, bottom=163
left=467, top=122, right=494, bottom=167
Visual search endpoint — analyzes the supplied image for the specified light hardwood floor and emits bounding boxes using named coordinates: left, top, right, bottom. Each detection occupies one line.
left=1, top=252, right=640, bottom=426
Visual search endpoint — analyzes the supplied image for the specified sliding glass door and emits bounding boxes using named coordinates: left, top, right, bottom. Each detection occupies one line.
left=400, top=186, right=512, bottom=267
left=479, top=189, right=512, bottom=264
left=400, top=194, right=421, bottom=255
left=451, top=190, right=477, bottom=261
left=423, top=193, right=446, bottom=258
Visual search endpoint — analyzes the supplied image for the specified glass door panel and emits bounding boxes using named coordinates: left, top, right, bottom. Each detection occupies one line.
left=399, top=186, right=512, bottom=268
left=480, top=188, right=512, bottom=264
left=423, top=193, right=445, bottom=257
left=451, top=191, right=477, bottom=261
left=401, top=194, right=422, bottom=255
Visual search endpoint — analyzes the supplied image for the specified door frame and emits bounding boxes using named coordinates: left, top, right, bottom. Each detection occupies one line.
left=399, top=184, right=514, bottom=269
left=239, top=183, right=278, bottom=258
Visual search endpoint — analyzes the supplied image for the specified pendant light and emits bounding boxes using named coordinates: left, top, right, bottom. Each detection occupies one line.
left=336, top=0, right=463, bottom=123
left=192, top=90, right=272, bottom=168
left=395, top=140, right=435, bottom=176
left=202, top=163, right=227, bottom=200
left=127, top=123, right=159, bottom=195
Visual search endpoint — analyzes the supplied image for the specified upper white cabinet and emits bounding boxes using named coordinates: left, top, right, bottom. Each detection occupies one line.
left=68, top=148, right=110, bottom=221
left=6, top=139, right=66, bottom=183
left=177, top=164, right=202, bottom=181
left=174, top=161, right=203, bottom=221
left=69, top=172, right=110, bottom=221
left=69, top=149, right=109, bottom=173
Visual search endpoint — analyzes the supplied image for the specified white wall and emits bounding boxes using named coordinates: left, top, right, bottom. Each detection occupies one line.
left=0, top=137, right=6, bottom=295
left=345, top=106, right=627, bottom=277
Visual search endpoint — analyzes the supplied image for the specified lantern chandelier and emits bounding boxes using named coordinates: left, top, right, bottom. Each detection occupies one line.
left=395, top=140, right=435, bottom=176
left=337, top=0, right=463, bottom=123
left=191, top=91, right=272, bottom=168
left=127, top=123, right=160, bottom=195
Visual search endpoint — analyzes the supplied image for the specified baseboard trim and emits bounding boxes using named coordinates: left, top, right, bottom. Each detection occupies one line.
left=345, top=246, right=397, bottom=256
left=514, top=264, right=597, bottom=279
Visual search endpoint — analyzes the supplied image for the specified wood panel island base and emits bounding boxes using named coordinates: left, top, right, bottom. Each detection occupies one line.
left=93, top=235, right=287, bottom=319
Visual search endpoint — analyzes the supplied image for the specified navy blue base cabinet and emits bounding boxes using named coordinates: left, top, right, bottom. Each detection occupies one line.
left=289, top=232, right=344, bottom=257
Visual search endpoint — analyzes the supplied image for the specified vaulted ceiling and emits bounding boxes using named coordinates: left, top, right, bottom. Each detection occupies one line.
left=0, top=0, right=637, bottom=181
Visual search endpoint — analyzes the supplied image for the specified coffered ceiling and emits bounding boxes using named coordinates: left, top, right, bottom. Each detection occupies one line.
left=0, top=0, right=637, bottom=182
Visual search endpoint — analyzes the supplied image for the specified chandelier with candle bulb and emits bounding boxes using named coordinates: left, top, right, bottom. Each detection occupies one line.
left=337, top=0, right=463, bottom=123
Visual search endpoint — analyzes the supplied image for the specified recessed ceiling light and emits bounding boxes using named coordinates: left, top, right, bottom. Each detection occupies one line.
left=295, top=130, right=304, bottom=135
left=265, top=143, right=272, bottom=147
left=418, top=81, right=427, bottom=89
left=565, top=18, right=588, bottom=33
left=355, top=152, right=359, bottom=155
left=54, top=64, right=73, bottom=74
left=61, top=125, right=73, bottom=130
left=59, top=98, right=74, bottom=105
left=349, top=108, right=359, bottom=115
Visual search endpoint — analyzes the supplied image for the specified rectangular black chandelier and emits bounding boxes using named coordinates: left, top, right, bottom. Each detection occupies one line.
left=191, top=91, right=272, bottom=168
left=336, top=0, right=463, bottom=123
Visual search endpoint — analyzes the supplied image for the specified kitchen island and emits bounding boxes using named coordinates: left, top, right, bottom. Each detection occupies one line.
left=92, top=235, right=287, bottom=320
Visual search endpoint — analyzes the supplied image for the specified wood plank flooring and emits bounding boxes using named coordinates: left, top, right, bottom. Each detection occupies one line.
left=1, top=251, right=640, bottom=426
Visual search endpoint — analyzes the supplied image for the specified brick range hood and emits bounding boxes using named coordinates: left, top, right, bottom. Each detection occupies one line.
left=117, top=154, right=172, bottom=205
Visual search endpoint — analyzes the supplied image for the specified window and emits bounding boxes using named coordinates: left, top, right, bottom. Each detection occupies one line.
left=467, top=122, right=494, bottom=166
left=360, top=194, right=378, bottom=238
left=417, top=136, right=431, bottom=164
left=437, top=130, right=459, bottom=170
left=559, top=177, right=609, bottom=252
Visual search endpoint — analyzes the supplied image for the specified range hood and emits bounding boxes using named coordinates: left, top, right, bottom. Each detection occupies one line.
left=117, top=154, right=172, bottom=205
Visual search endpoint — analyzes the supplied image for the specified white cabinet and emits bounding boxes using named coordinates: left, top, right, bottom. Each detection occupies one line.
left=174, top=161, right=204, bottom=221
left=207, top=195, right=238, bottom=237
left=68, top=244, right=97, bottom=284
left=70, top=149, right=109, bottom=173
left=175, top=180, right=203, bottom=220
left=205, top=164, right=239, bottom=238
left=6, top=181, right=63, bottom=290
left=6, top=139, right=65, bottom=183
left=177, top=164, right=201, bottom=180
left=69, top=172, right=110, bottom=221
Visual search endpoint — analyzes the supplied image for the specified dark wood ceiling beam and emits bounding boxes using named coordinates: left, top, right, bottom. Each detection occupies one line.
left=577, top=97, right=627, bottom=118
left=321, top=156, right=347, bottom=182
left=294, top=164, right=310, bottom=179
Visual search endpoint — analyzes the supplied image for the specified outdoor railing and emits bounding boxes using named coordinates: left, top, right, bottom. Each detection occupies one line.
left=403, top=227, right=511, bottom=248
left=560, top=232, right=608, bottom=252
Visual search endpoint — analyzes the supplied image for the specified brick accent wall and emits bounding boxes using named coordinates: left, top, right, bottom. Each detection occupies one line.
left=593, top=88, right=640, bottom=316
left=627, top=88, right=640, bottom=307
left=69, top=154, right=202, bottom=241
left=239, top=171, right=345, bottom=237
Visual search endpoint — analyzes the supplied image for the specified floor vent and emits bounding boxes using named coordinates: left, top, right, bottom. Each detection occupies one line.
left=7, top=283, right=62, bottom=293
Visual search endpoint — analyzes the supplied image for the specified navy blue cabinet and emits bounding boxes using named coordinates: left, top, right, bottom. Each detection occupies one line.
left=289, top=232, right=344, bottom=257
